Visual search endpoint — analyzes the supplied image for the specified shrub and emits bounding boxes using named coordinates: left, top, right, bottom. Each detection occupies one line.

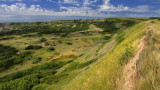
left=104, top=35, right=112, bottom=40
left=0, top=45, right=32, bottom=71
left=32, top=84, right=50, bottom=90
left=0, top=44, right=18, bottom=60
left=19, top=51, right=33, bottom=58
left=58, top=40, right=62, bottom=43
left=25, top=45, right=42, bottom=50
left=66, top=42, right=72, bottom=45
left=32, top=57, right=42, bottom=64
left=0, top=74, right=40, bottom=90
left=119, top=45, right=134, bottom=65
left=61, top=33, right=69, bottom=37
left=44, top=41, right=56, bottom=46
left=0, top=37, right=14, bottom=40
left=34, top=46, right=43, bottom=49
left=0, top=62, right=69, bottom=83
left=94, top=18, right=138, bottom=33
left=116, top=32, right=125, bottom=44
left=25, top=45, right=34, bottom=50
left=94, top=20, right=117, bottom=33
left=151, top=21, right=155, bottom=23
left=54, top=52, right=60, bottom=55
left=122, top=20, right=137, bottom=27
left=48, top=47, right=55, bottom=51
left=66, top=57, right=99, bottom=71
left=40, top=38, right=47, bottom=42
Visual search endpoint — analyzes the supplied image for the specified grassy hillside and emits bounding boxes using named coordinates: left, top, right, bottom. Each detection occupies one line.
left=134, top=20, right=160, bottom=90
left=0, top=18, right=159, bottom=90
left=63, top=19, right=148, bottom=90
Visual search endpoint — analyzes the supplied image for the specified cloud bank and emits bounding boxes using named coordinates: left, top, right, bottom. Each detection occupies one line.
left=0, top=0, right=159, bottom=22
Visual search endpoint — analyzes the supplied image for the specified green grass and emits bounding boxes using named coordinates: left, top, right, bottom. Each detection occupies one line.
left=0, top=18, right=153, bottom=90
left=134, top=20, right=160, bottom=90
left=64, top=20, right=149, bottom=90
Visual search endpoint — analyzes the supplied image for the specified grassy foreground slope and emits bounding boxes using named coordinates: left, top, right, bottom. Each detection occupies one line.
left=64, top=20, right=154, bottom=90
left=135, top=20, right=160, bottom=90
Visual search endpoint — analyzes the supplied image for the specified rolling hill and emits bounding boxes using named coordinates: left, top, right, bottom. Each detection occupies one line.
left=0, top=18, right=159, bottom=90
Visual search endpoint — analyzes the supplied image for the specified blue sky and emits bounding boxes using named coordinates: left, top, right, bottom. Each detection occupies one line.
left=0, top=0, right=160, bottom=22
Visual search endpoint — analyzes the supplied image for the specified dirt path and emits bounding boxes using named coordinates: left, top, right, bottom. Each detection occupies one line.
left=119, top=36, right=146, bottom=90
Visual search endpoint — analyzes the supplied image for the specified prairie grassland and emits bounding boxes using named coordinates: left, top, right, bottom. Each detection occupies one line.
left=0, top=24, right=105, bottom=78
left=64, top=21, right=150, bottom=90
left=0, top=19, right=150, bottom=90
left=134, top=20, right=160, bottom=90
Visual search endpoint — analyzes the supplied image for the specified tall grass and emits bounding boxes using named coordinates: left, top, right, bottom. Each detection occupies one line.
left=64, top=21, right=149, bottom=90
left=134, top=21, right=160, bottom=90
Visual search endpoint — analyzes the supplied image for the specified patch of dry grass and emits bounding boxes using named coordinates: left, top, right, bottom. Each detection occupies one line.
left=135, top=21, right=160, bottom=90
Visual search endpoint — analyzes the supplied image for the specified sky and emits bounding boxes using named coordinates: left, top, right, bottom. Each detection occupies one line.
left=0, top=0, right=160, bottom=22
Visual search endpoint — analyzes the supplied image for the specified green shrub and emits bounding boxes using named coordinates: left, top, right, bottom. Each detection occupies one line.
left=94, top=20, right=117, bottom=33
left=0, top=62, right=69, bottom=83
left=54, top=52, right=60, bottom=55
left=94, top=18, right=138, bottom=33
left=119, top=45, right=134, bottom=65
left=0, top=37, right=14, bottom=40
left=116, top=32, right=125, bottom=44
left=58, top=40, right=62, bottom=43
left=44, top=41, right=56, bottom=46
left=66, top=57, right=99, bottom=71
left=48, top=47, right=55, bottom=51
left=40, top=38, right=47, bottom=42
left=122, top=20, right=137, bottom=27
left=0, top=44, right=18, bottom=60
left=0, top=74, right=40, bottom=90
left=19, top=51, right=33, bottom=58
left=66, top=42, right=72, bottom=45
left=151, top=21, right=155, bottom=23
left=32, top=57, right=42, bottom=64
left=104, top=35, right=112, bottom=40
left=0, top=45, right=32, bottom=71
left=61, top=33, right=69, bottom=37
left=25, top=45, right=42, bottom=50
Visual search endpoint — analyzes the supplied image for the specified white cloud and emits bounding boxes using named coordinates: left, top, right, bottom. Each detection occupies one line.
left=0, top=0, right=155, bottom=22
left=126, top=13, right=158, bottom=18
left=57, top=0, right=81, bottom=6
left=99, top=0, right=150, bottom=12
left=63, top=0, right=77, bottom=3
left=60, top=6, right=109, bottom=17
left=0, top=3, right=112, bottom=17
left=0, top=3, right=115, bottom=22
left=130, top=5, right=150, bottom=12
left=126, top=13, right=145, bottom=17
left=58, top=0, right=80, bottom=5
left=58, top=0, right=98, bottom=6
left=153, top=9, right=160, bottom=14
left=83, top=0, right=97, bottom=6
left=99, top=0, right=129, bottom=12
left=0, top=3, right=52, bottom=15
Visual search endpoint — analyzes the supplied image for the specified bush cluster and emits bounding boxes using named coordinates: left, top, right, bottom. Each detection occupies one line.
left=0, top=61, right=71, bottom=90
left=0, top=45, right=32, bottom=71
left=94, top=18, right=137, bottom=33
left=0, top=22, right=89, bottom=37
left=25, top=45, right=42, bottom=50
